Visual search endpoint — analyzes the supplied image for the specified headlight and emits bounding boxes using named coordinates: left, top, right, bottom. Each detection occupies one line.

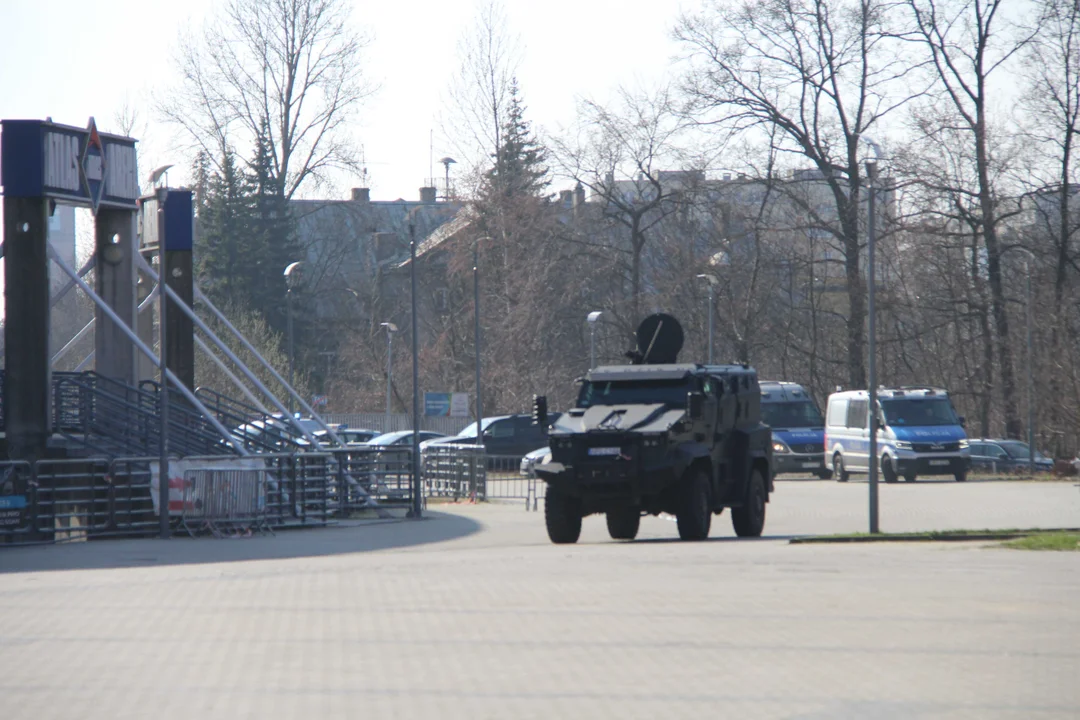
left=958, top=439, right=969, bottom=449
left=894, top=440, right=912, bottom=449
left=773, top=440, right=790, bottom=453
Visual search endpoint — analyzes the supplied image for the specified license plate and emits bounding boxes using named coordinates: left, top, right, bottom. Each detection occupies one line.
left=802, top=462, right=819, bottom=468
left=929, top=459, right=950, bottom=466
left=589, top=447, right=621, bottom=456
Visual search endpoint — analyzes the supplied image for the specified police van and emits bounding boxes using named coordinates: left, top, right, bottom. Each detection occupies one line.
left=825, top=386, right=970, bottom=483
left=761, top=381, right=830, bottom=479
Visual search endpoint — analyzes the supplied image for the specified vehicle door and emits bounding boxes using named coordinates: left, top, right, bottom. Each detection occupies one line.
left=482, top=418, right=517, bottom=456
left=512, top=415, right=550, bottom=457
left=983, top=443, right=1011, bottom=472
left=846, top=398, right=870, bottom=470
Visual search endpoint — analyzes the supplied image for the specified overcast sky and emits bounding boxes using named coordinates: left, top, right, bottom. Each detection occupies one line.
left=0, top=0, right=688, bottom=201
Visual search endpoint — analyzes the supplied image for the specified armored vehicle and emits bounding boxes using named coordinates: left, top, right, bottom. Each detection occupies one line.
left=533, top=314, right=773, bottom=544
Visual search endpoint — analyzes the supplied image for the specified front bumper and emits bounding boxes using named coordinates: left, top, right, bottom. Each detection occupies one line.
left=774, top=452, right=827, bottom=475
left=892, top=453, right=971, bottom=476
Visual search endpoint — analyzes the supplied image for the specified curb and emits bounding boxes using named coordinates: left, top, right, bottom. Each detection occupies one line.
left=789, top=528, right=1080, bottom=544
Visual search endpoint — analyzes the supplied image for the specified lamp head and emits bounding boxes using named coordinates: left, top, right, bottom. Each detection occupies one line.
left=587, top=311, right=602, bottom=324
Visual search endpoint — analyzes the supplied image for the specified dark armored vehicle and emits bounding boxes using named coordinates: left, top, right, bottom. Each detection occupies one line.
left=533, top=314, right=773, bottom=543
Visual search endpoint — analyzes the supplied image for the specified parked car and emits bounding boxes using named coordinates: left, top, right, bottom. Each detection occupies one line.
left=421, top=413, right=560, bottom=461
left=314, top=427, right=381, bottom=446
left=362, top=430, right=446, bottom=447
left=520, top=446, right=551, bottom=477
left=968, top=439, right=1053, bottom=474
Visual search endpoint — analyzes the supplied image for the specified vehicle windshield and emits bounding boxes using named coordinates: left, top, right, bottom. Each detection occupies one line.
left=880, top=398, right=959, bottom=426
left=762, top=401, right=824, bottom=429
left=576, top=379, right=692, bottom=409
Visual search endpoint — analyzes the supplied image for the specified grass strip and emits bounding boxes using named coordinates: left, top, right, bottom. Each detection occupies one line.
left=789, top=528, right=1080, bottom=544
left=1000, top=532, right=1080, bottom=551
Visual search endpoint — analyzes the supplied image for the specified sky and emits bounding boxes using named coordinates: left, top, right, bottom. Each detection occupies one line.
left=0, top=0, right=689, bottom=202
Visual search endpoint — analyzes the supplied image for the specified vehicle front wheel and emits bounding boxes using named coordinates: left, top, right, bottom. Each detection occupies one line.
left=954, top=470, right=967, bottom=482
left=816, top=469, right=833, bottom=480
left=732, top=467, right=767, bottom=537
left=833, top=454, right=850, bottom=482
left=606, top=506, right=640, bottom=540
left=545, top=488, right=582, bottom=544
left=882, top=455, right=898, bottom=484
left=676, top=466, right=712, bottom=541
left=904, top=474, right=917, bottom=483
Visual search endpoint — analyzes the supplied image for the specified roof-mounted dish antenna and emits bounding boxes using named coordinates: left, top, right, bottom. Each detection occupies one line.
left=633, top=313, right=684, bottom=364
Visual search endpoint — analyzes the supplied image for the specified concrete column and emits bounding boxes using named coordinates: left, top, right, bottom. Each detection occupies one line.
left=3, top=197, right=52, bottom=461
left=94, top=209, right=138, bottom=384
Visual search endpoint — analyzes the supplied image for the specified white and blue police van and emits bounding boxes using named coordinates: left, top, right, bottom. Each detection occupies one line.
left=825, top=386, right=970, bottom=483
left=760, top=381, right=831, bottom=479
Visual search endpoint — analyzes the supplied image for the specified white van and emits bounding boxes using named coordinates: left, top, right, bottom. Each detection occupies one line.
left=825, top=387, right=970, bottom=483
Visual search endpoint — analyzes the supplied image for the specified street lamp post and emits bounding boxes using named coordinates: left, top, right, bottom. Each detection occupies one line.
left=284, top=261, right=305, bottom=415
left=696, top=274, right=717, bottom=364
left=587, top=311, right=602, bottom=369
left=1025, top=257, right=1034, bottom=474
left=380, top=323, right=398, bottom=420
left=866, top=160, right=880, bottom=535
left=473, top=237, right=489, bottom=447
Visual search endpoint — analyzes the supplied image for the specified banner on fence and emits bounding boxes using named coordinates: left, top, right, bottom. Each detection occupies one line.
left=425, top=392, right=470, bottom=417
left=150, top=458, right=267, bottom=516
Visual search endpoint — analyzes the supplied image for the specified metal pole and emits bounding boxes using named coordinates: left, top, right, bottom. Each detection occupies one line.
left=157, top=215, right=170, bottom=539
left=590, top=324, right=596, bottom=370
left=866, top=163, right=879, bottom=534
left=386, top=329, right=393, bottom=418
left=707, top=284, right=714, bottom=364
left=410, top=225, right=422, bottom=518
left=287, top=288, right=295, bottom=415
left=474, top=242, right=484, bottom=447
left=1026, top=259, right=1035, bottom=474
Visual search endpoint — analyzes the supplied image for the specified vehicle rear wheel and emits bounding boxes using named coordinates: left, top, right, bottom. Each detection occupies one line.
left=833, top=454, right=850, bottom=482
left=676, top=466, right=712, bottom=541
left=606, top=506, right=640, bottom=540
left=545, top=488, right=582, bottom=544
left=904, top=474, right=917, bottom=483
left=882, top=455, right=898, bottom=484
left=732, top=467, right=767, bottom=537
left=954, top=470, right=967, bottom=482
left=816, top=469, right=834, bottom=480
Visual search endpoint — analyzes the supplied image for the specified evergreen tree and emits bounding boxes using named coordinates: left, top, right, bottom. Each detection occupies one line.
left=194, top=148, right=259, bottom=306
left=484, top=78, right=550, bottom=198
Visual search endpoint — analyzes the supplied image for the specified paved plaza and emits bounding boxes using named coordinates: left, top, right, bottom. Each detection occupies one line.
left=1, top=478, right=1079, bottom=719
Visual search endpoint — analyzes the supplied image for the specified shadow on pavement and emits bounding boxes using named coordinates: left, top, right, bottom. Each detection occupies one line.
left=0, top=510, right=482, bottom=574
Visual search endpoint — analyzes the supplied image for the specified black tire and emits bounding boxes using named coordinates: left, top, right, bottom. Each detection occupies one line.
left=904, top=474, right=916, bottom=483
left=954, top=470, right=967, bottom=482
left=606, top=506, right=641, bottom=540
left=545, top=488, right=582, bottom=544
left=816, top=469, right=833, bottom=480
left=732, top=467, right=767, bottom=537
left=833, top=454, right=850, bottom=482
left=882, top=455, right=898, bottom=484
left=676, top=466, right=712, bottom=541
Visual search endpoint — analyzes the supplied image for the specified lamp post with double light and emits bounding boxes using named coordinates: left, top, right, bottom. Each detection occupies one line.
left=380, top=322, right=398, bottom=419
left=696, top=274, right=718, bottom=364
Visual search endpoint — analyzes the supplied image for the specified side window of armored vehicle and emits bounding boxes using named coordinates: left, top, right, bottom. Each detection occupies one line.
left=846, top=399, right=868, bottom=429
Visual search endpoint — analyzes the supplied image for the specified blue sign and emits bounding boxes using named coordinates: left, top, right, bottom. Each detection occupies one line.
left=425, top=392, right=451, bottom=416
left=0, top=495, right=27, bottom=528
left=0, top=117, right=138, bottom=211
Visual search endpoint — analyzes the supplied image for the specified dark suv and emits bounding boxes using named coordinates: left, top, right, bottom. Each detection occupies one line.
left=423, top=413, right=560, bottom=460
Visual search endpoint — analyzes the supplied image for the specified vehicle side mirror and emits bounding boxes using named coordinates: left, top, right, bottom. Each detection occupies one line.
left=688, top=392, right=705, bottom=420
left=533, top=395, right=548, bottom=427
left=958, top=415, right=966, bottom=428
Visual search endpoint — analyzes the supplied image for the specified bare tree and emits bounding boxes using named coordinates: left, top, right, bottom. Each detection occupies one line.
left=904, top=0, right=1036, bottom=438
left=160, top=0, right=372, bottom=198
left=442, top=0, right=522, bottom=190
left=676, top=0, right=920, bottom=389
left=551, top=86, right=690, bottom=329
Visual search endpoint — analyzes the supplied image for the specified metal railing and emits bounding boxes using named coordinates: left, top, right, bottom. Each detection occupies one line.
left=179, top=467, right=272, bottom=538
left=321, top=413, right=472, bottom=436
left=0, top=453, right=339, bottom=546
left=420, top=444, right=541, bottom=510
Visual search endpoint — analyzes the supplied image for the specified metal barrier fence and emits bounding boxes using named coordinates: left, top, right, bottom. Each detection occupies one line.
left=420, top=445, right=542, bottom=510
left=332, top=447, right=414, bottom=513
left=322, top=413, right=472, bottom=436
left=0, top=453, right=338, bottom=546
left=179, top=468, right=271, bottom=537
